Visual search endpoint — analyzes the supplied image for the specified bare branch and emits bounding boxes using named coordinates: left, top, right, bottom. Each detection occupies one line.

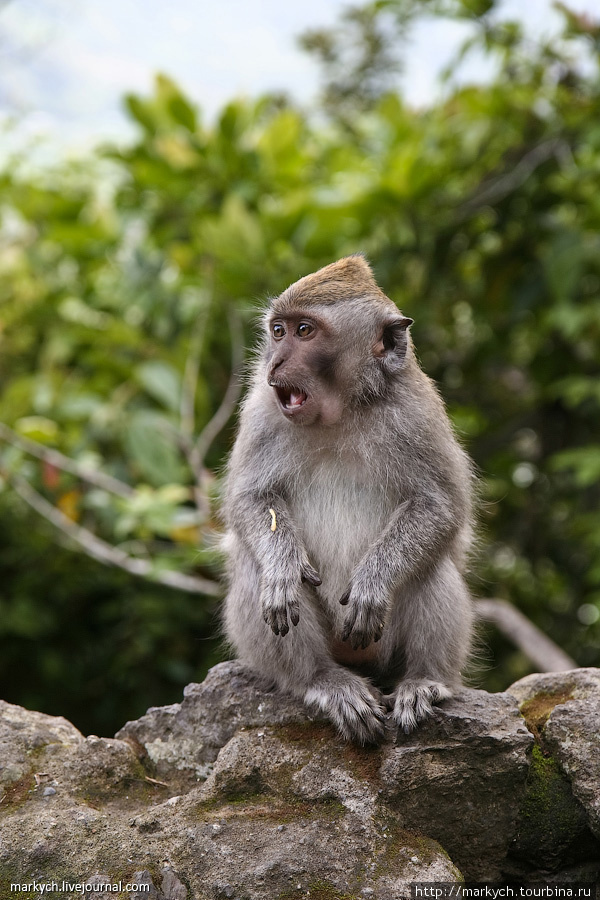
left=6, top=471, right=220, bottom=597
left=476, top=598, right=576, bottom=673
left=0, top=421, right=134, bottom=499
left=190, top=307, right=244, bottom=474
left=180, top=307, right=209, bottom=442
left=458, top=138, right=568, bottom=218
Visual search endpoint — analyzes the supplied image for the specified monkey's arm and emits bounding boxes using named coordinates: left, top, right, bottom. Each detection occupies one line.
left=226, top=489, right=321, bottom=636
left=341, top=482, right=464, bottom=649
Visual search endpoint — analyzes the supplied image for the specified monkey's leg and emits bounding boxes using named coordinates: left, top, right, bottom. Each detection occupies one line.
left=224, top=554, right=386, bottom=745
left=379, top=556, right=473, bottom=734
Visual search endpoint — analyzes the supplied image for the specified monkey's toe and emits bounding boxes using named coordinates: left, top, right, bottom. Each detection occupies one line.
left=305, top=676, right=387, bottom=745
left=392, top=679, right=452, bottom=734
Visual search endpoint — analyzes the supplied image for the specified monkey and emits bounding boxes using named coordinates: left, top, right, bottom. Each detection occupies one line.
left=222, top=255, right=474, bottom=743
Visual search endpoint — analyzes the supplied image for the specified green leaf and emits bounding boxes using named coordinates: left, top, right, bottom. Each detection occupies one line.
left=543, top=230, right=583, bottom=304
left=168, top=95, right=197, bottom=132
left=124, top=411, right=185, bottom=486
left=15, top=416, right=59, bottom=443
left=550, top=447, right=600, bottom=488
left=135, top=362, right=181, bottom=412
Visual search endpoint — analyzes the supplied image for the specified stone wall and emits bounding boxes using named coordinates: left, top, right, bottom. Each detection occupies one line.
left=1, top=665, right=599, bottom=899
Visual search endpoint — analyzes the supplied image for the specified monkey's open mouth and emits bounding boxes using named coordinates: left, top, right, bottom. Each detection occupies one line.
left=273, top=384, right=308, bottom=412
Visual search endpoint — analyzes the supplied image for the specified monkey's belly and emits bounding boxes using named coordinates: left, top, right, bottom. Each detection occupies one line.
left=330, top=637, right=379, bottom=666
left=292, top=463, right=393, bottom=622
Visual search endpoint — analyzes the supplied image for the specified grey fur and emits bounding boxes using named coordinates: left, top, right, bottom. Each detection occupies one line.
left=222, top=258, right=475, bottom=743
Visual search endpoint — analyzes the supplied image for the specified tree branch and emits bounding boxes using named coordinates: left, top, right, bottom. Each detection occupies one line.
left=180, top=307, right=209, bottom=443
left=458, top=138, right=568, bottom=218
left=190, top=307, right=244, bottom=473
left=0, top=421, right=134, bottom=499
left=6, top=471, right=220, bottom=597
left=476, top=597, right=576, bottom=673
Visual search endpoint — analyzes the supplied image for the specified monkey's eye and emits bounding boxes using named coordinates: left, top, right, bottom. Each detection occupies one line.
left=297, top=322, right=314, bottom=338
left=272, top=323, right=286, bottom=339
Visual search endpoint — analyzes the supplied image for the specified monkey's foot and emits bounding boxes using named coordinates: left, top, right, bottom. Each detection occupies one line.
left=305, top=675, right=386, bottom=745
left=392, top=679, right=452, bottom=734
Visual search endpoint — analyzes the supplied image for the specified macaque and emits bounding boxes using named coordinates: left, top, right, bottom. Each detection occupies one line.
left=222, top=255, right=474, bottom=743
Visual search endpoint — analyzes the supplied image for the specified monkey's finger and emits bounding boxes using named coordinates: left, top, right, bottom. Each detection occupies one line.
left=274, top=607, right=290, bottom=636
left=373, top=622, right=385, bottom=642
left=263, top=607, right=281, bottom=635
left=350, top=631, right=371, bottom=651
left=289, top=605, right=300, bottom=627
left=341, top=611, right=358, bottom=642
left=339, top=587, right=352, bottom=606
left=301, top=565, right=322, bottom=587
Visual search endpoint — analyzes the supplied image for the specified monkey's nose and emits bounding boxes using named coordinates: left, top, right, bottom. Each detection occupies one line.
left=268, top=357, right=284, bottom=382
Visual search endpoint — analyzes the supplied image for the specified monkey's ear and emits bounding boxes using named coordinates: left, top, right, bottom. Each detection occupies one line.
left=374, top=317, right=414, bottom=370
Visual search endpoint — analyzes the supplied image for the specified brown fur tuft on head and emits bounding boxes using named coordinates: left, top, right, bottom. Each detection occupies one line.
left=272, top=255, right=398, bottom=315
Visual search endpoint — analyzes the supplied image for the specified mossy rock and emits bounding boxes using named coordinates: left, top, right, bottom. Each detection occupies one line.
left=510, top=744, right=600, bottom=870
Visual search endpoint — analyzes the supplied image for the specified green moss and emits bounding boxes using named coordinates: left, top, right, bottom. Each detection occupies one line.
left=0, top=875, right=31, bottom=900
left=372, top=812, right=462, bottom=881
left=0, top=773, right=35, bottom=811
left=273, top=721, right=383, bottom=784
left=191, top=794, right=345, bottom=824
left=519, top=687, right=574, bottom=740
left=273, top=721, right=339, bottom=745
left=278, top=880, right=360, bottom=900
left=511, top=744, right=600, bottom=869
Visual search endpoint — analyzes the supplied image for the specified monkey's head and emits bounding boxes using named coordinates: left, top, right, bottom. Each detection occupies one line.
left=265, top=255, right=413, bottom=426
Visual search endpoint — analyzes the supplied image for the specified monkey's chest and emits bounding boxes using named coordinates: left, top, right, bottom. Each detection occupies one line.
left=290, top=466, right=391, bottom=602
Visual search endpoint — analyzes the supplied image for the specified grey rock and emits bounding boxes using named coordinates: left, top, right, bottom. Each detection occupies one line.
left=0, top=698, right=83, bottom=789
left=378, top=688, right=534, bottom=880
left=508, top=667, right=600, bottom=707
left=509, top=668, right=600, bottom=843
left=116, top=661, right=311, bottom=782
left=545, top=699, right=600, bottom=838
left=507, top=668, right=600, bottom=871
left=161, top=867, right=188, bottom=900
left=1, top=665, right=599, bottom=895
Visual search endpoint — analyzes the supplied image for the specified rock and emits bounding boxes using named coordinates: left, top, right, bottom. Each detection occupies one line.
left=1, top=665, right=599, bottom=896
left=508, top=668, right=600, bottom=859
left=116, top=661, right=311, bottom=783
left=0, top=698, right=83, bottom=790
left=378, top=688, right=534, bottom=880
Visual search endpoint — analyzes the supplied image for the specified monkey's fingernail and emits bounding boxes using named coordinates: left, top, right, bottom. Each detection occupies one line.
left=339, top=590, right=351, bottom=605
left=290, top=611, right=300, bottom=626
left=302, top=570, right=322, bottom=586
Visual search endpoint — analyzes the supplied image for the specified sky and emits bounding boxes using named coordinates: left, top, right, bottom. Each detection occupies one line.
left=0, top=0, right=598, bottom=151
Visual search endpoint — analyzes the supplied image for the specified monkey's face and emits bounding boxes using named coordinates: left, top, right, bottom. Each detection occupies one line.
left=264, top=302, right=413, bottom=426
left=266, top=312, right=345, bottom=426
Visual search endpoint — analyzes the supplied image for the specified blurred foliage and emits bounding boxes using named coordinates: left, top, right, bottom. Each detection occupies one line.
left=1, top=0, right=599, bottom=731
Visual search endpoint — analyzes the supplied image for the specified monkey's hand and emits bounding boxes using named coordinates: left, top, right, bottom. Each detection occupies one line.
left=261, top=560, right=321, bottom=637
left=339, top=579, right=387, bottom=650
